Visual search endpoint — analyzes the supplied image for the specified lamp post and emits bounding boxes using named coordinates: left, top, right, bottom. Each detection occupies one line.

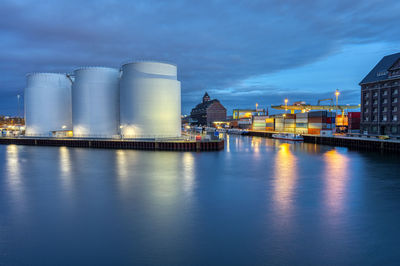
left=284, top=98, right=288, bottom=112
left=335, top=89, right=341, bottom=118
left=17, top=94, right=20, bottom=118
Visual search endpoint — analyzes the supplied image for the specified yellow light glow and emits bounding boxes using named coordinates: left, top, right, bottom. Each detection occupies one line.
left=323, top=149, right=348, bottom=215
left=273, top=143, right=297, bottom=215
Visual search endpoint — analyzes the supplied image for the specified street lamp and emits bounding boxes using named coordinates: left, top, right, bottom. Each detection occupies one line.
left=17, top=94, right=21, bottom=118
left=284, top=98, right=288, bottom=111
left=335, top=89, right=340, bottom=107
left=335, top=89, right=341, bottom=118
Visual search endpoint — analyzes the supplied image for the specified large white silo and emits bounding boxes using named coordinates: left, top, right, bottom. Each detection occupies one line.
left=72, top=67, right=120, bottom=138
left=120, top=61, right=181, bottom=138
left=24, top=73, right=72, bottom=136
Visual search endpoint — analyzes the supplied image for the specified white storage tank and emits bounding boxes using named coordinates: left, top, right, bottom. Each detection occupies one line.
left=72, top=67, right=120, bottom=138
left=120, top=61, right=181, bottom=138
left=24, top=73, right=72, bottom=136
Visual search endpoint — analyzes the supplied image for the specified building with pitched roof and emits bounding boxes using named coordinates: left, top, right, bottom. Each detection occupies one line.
left=360, top=52, right=400, bottom=135
left=190, top=92, right=227, bottom=126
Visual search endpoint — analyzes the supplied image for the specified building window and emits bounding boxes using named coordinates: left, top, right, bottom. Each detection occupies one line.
left=383, top=90, right=388, bottom=96
left=373, top=108, right=377, bottom=113
left=377, top=71, right=388, bottom=77
left=393, top=97, right=398, bottom=103
left=382, top=99, right=387, bottom=104
left=373, top=92, right=378, bottom=97
left=372, top=126, right=378, bottom=133
left=373, top=100, right=378, bottom=105
left=393, top=89, right=398, bottom=95
left=373, top=115, right=377, bottom=121
left=392, top=126, right=398, bottom=134
left=365, top=100, right=369, bottom=105
left=393, top=106, right=398, bottom=112
left=364, top=116, right=369, bottom=122
left=383, top=107, right=387, bottom=112
left=393, top=115, right=398, bottom=122
left=382, top=115, right=387, bottom=122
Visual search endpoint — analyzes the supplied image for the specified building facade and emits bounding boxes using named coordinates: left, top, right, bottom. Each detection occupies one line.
left=190, top=92, right=227, bottom=126
left=360, top=52, right=400, bottom=135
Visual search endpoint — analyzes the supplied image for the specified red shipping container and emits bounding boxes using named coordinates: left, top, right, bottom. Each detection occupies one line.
left=348, top=112, right=361, bottom=119
left=327, top=117, right=332, bottom=124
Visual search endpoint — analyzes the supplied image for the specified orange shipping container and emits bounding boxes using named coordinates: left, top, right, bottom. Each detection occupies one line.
left=308, top=128, right=321, bottom=135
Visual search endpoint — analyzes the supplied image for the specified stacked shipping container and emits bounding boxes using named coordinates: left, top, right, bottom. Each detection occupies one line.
left=348, top=112, right=361, bottom=133
left=295, top=113, right=308, bottom=134
left=275, top=115, right=284, bottom=132
left=284, top=114, right=296, bottom=133
left=265, top=117, right=274, bottom=131
left=252, top=116, right=267, bottom=131
left=307, top=111, right=335, bottom=135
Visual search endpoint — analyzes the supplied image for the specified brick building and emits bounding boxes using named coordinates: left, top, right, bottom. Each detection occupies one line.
left=360, top=52, right=400, bottom=135
left=190, top=92, right=227, bottom=126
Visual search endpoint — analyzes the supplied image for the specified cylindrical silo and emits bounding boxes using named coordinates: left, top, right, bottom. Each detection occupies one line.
left=24, top=73, right=72, bottom=136
left=72, top=67, right=120, bottom=138
left=120, top=61, right=181, bottom=138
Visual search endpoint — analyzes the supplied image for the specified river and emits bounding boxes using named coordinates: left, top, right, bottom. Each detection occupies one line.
left=1, top=135, right=400, bottom=265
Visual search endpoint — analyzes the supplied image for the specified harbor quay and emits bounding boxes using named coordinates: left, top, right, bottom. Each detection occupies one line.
left=246, top=130, right=400, bottom=153
left=0, top=136, right=224, bottom=152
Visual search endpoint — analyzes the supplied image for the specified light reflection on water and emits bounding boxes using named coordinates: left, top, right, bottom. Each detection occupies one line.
left=323, top=149, right=349, bottom=215
left=273, top=143, right=298, bottom=216
left=5, top=145, right=25, bottom=213
left=1, top=136, right=400, bottom=265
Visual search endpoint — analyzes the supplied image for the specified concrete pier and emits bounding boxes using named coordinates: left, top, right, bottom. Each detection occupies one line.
left=245, top=131, right=400, bottom=153
left=0, top=137, right=224, bottom=152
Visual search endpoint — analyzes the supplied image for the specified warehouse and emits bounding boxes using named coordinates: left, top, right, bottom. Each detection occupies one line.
left=360, top=52, right=400, bottom=135
left=190, top=92, right=227, bottom=126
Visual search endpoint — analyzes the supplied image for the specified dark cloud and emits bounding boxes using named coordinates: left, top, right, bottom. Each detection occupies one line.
left=0, top=0, right=399, bottom=115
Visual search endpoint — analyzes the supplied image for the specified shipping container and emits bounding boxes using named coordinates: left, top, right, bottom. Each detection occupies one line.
left=284, top=119, right=296, bottom=124
left=284, top=114, right=296, bottom=119
left=308, top=128, right=321, bottom=135
left=348, top=112, right=361, bottom=119
left=308, top=117, right=327, bottom=123
left=308, top=111, right=327, bottom=117
left=296, top=113, right=308, bottom=118
left=296, top=123, right=308, bottom=128
left=308, top=123, right=326, bottom=129
left=296, top=118, right=308, bottom=123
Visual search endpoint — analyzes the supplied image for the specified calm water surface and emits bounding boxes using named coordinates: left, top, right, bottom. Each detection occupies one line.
left=1, top=136, right=400, bottom=265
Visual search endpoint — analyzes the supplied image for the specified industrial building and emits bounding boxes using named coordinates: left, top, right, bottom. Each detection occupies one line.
left=190, top=92, right=226, bottom=126
left=24, top=61, right=181, bottom=139
left=360, top=52, right=400, bottom=135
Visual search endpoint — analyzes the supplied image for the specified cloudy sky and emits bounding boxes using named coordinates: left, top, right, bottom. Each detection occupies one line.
left=1, top=0, right=400, bottom=115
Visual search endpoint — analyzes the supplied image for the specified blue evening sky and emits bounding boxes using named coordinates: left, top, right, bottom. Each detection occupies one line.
left=0, top=0, right=399, bottom=116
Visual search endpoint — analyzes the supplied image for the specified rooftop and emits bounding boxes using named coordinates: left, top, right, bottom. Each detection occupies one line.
left=360, top=52, right=400, bottom=84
